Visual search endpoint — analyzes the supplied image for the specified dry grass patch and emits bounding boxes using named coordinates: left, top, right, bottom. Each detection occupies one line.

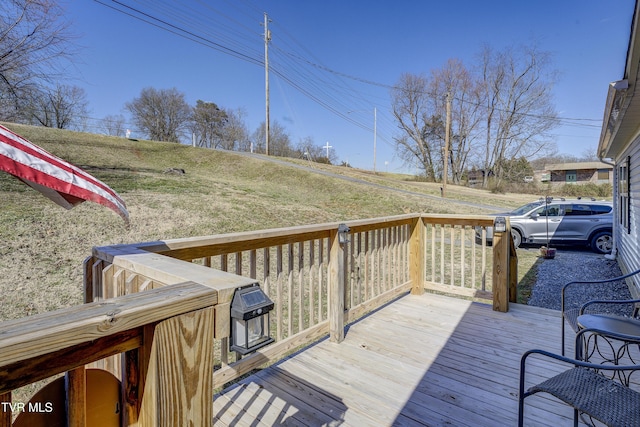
left=1, top=123, right=540, bottom=321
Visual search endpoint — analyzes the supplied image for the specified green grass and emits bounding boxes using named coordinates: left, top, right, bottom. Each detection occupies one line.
left=515, top=249, right=543, bottom=302
left=1, top=122, right=547, bottom=408
left=0, top=122, right=541, bottom=322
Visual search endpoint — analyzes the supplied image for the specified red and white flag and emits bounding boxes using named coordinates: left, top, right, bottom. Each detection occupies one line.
left=0, top=124, right=129, bottom=223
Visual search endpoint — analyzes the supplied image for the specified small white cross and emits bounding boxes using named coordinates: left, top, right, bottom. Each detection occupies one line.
left=323, top=141, right=333, bottom=158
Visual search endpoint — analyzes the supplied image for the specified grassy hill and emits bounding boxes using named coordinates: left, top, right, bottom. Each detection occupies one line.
left=0, top=123, right=534, bottom=321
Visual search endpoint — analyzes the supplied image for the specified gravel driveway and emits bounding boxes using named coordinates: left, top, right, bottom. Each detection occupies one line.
left=527, top=249, right=632, bottom=312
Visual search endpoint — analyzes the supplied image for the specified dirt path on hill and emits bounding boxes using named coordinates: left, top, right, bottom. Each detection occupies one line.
left=231, top=150, right=505, bottom=213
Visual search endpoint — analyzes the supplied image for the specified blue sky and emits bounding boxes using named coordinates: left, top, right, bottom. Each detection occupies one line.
left=64, top=0, right=635, bottom=172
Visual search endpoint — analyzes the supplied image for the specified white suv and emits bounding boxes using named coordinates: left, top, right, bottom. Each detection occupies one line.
left=479, top=198, right=613, bottom=254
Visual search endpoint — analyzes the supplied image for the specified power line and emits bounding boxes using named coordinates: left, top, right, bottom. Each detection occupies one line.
left=92, top=0, right=399, bottom=148
left=270, top=42, right=603, bottom=129
left=93, top=0, right=263, bottom=66
left=90, top=0, right=602, bottom=154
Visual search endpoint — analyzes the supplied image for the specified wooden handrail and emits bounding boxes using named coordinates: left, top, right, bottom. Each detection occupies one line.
left=93, top=214, right=420, bottom=262
left=0, top=281, right=215, bottom=394
left=89, top=213, right=508, bottom=327
left=93, top=214, right=493, bottom=261
left=0, top=212, right=515, bottom=426
left=85, top=212, right=512, bottom=390
left=0, top=282, right=218, bottom=426
left=420, top=214, right=495, bottom=227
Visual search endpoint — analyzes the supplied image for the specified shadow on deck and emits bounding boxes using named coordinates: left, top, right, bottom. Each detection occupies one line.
left=214, top=293, right=581, bottom=426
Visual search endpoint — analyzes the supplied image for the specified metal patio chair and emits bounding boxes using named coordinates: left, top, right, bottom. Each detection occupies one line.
left=561, top=267, right=640, bottom=356
left=519, top=328, right=640, bottom=427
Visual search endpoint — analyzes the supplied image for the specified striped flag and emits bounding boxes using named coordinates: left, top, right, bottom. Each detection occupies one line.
left=0, top=124, right=129, bottom=223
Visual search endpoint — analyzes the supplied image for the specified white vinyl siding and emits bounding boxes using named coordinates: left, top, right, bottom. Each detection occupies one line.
left=615, top=139, right=640, bottom=296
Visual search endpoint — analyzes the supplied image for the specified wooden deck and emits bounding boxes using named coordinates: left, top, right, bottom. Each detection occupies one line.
left=214, top=293, right=584, bottom=426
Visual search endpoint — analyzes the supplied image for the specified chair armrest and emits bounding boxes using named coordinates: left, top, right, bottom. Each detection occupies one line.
left=580, top=298, right=640, bottom=316
left=519, top=340, right=640, bottom=427
left=522, top=347, right=640, bottom=372
left=520, top=345, right=640, bottom=398
left=561, top=267, right=640, bottom=313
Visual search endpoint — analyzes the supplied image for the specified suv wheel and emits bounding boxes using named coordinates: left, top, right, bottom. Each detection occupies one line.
left=511, top=229, right=522, bottom=248
left=590, top=231, right=613, bottom=254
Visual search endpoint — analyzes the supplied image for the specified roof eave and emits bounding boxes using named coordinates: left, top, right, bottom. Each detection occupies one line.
left=598, top=80, right=629, bottom=159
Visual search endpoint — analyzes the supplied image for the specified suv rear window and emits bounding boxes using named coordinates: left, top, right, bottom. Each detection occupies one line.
left=564, top=204, right=591, bottom=216
left=590, top=205, right=612, bottom=215
left=564, top=204, right=612, bottom=216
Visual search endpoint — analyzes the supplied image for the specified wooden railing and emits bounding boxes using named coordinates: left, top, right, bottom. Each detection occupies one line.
left=0, top=281, right=226, bottom=426
left=0, top=213, right=516, bottom=426
left=87, top=213, right=516, bottom=388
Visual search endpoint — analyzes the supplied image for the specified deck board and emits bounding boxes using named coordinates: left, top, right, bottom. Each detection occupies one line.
left=214, top=292, right=601, bottom=426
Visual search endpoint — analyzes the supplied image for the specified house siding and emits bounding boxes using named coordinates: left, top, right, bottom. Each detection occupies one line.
left=615, top=136, right=640, bottom=297
left=550, top=169, right=596, bottom=183
left=546, top=166, right=613, bottom=185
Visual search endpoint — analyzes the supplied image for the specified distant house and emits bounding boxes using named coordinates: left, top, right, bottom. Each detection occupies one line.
left=598, top=0, right=640, bottom=296
left=543, top=161, right=613, bottom=185
left=466, top=169, right=492, bottom=187
left=466, top=162, right=613, bottom=187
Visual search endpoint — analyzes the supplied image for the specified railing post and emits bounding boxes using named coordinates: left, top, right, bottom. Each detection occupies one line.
left=122, top=324, right=154, bottom=425
left=329, top=227, right=345, bottom=343
left=0, top=393, right=10, bottom=427
left=509, top=236, right=518, bottom=303
left=138, top=307, right=215, bottom=426
left=492, top=218, right=511, bottom=312
left=410, top=216, right=425, bottom=295
left=65, top=367, right=86, bottom=427
left=83, top=256, right=94, bottom=303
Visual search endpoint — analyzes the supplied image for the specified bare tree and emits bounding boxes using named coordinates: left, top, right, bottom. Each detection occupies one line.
left=578, top=146, right=599, bottom=162
left=191, top=100, right=228, bottom=148
left=126, top=87, right=191, bottom=143
left=220, top=107, right=249, bottom=151
left=0, top=1, right=76, bottom=120
left=296, top=136, right=318, bottom=160
left=393, top=45, right=559, bottom=186
left=26, top=84, right=89, bottom=129
left=392, top=64, right=482, bottom=183
left=295, top=137, right=338, bottom=164
left=429, top=59, right=483, bottom=184
left=477, top=44, right=559, bottom=186
left=391, top=73, right=439, bottom=180
left=252, top=121, right=293, bottom=157
left=102, top=114, right=126, bottom=136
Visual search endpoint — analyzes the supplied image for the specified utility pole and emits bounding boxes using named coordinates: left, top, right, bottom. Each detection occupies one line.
left=264, top=13, right=271, bottom=156
left=373, top=107, right=377, bottom=173
left=347, top=108, right=377, bottom=172
left=443, top=92, right=451, bottom=197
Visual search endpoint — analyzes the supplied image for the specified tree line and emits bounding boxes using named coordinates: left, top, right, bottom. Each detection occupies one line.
left=0, top=2, right=337, bottom=164
left=392, top=45, right=560, bottom=188
left=2, top=1, right=583, bottom=181
left=0, top=1, right=84, bottom=128
left=121, top=87, right=337, bottom=163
